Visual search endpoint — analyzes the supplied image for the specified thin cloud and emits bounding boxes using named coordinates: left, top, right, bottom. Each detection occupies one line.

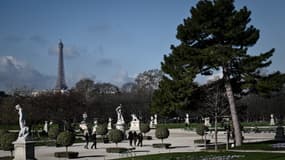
left=0, top=56, right=55, bottom=91
left=96, top=58, right=113, bottom=66
left=29, top=35, right=48, bottom=46
left=1, top=35, right=24, bottom=43
left=88, top=24, right=111, bottom=33
left=93, top=45, right=104, bottom=55
left=111, top=69, right=134, bottom=87
left=48, top=44, right=85, bottom=58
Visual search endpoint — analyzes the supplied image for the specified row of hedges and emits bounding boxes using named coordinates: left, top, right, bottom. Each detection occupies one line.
left=0, top=129, right=17, bottom=157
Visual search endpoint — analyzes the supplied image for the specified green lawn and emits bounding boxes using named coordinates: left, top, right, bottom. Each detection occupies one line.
left=234, top=140, right=285, bottom=151
left=116, top=152, right=285, bottom=160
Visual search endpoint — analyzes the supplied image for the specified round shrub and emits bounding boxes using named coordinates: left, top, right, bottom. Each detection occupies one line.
left=108, top=129, right=123, bottom=146
left=48, top=124, right=59, bottom=139
left=106, top=147, right=128, bottom=153
left=193, top=139, right=210, bottom=144
left=152, top=143, right=171, bottom=148
left=140, top=123, right=150, bottom=135
left=0, top=133, right=17, bottom=156
left=56, top=131, right=75, bottom=152
left=196, top=124, right=209, bottom=139
left=155, top=127, right=169, bottom=144
left=0, top=129, right=8, bottom=136
left=54, top=152, right=78, bottom=158
left=96, top=124, right=108, bottom=136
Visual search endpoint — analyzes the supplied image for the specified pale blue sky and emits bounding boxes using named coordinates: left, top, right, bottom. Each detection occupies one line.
left=0, top=0, right=284, bottom=90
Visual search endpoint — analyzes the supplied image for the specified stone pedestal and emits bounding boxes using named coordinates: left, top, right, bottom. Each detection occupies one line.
left=13, top=140, right=36, bottom=160
left=185, top=114, right=190, bottom=126
left=129, top=120, right=140, bottom=132
left=270, top=114, right=275, bottom=126
left=107, top=118, right=112, bottom=130
left=275, top=126, right=285, bottom=141
left=116, top=123, right=125, bottom=132
left=204, top=117, right=211, bottom=127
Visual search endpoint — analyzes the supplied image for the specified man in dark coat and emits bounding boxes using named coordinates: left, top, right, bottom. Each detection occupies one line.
left=128, top=131, right=133, bottom=146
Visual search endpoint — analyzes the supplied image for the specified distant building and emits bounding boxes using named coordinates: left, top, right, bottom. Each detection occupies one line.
left=55, top=40, right=68, bottom=90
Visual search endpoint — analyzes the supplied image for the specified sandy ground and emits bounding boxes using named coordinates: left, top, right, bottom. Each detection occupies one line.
left=0, top=129, right=276, bottom=160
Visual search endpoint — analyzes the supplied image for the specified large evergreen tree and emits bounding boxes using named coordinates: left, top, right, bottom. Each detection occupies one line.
left=152, top=0, right=285, bottom=146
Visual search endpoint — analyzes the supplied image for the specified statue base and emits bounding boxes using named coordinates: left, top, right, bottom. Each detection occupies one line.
left=13, top=139, right=36, bottom=160
left=274, top=126, right=285, bottom=141
left=116, top=123, right=125, bottom=132
left=149, top=124, right=156, bottom=129
left=129, top=121, right=140, bottom=132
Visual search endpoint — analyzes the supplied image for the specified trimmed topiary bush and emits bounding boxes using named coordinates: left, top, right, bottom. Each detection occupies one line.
left=0, top=129, right=8, bottom=136
left=140, top=123, right=150, bottom=135
left=0, top=133, right=17, bottom=157
left=96, top=124, right=108, bottom=136
left=193, top=139, right=210, bottom=144
left=0, top=129, right=8, bottom=149
left=48, top=124, right=60, bottom=140
left=56, top=131, right=75, bottom=154
left=96, top=124, right=108, bottom=143
left=152, top=143, right=171, bottom=148
left=155, top=127, right=169, bottom=144
left=196, top=124, right=209, bottom=139
left=54, top=152, right=78, bottom=158
left=106, top=147, right=129, bottom=153
left=108, top=129, right=123, bottom=147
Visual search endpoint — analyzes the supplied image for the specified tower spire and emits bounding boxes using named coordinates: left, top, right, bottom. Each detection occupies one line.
left=55, top=40, right=68, bottom=90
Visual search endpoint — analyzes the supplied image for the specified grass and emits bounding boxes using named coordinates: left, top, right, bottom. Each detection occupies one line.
left=157, top=123, right=201, bottom=129
left=241, top=121, right=273, bottom=127
left=116, top=151, right=285, bottom=160
left=155, top=121, right=275, bottom=130
left=0, top=121, right=276, bottom=131
left=0, top=124, right=19, bottom=130
left=234, top=140, right=285, bottom=151
left=0, top=157, right=13, bottom=160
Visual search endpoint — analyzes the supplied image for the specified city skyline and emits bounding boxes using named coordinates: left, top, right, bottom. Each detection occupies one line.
left=0, top=0, right=285, bottom=91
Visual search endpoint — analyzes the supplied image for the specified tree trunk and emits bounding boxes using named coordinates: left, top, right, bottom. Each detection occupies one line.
left=224, top=81, right=242, bottom=146
left=214, top=114, right=218, bottom=151
left=204, top=134, right=207, bottom=150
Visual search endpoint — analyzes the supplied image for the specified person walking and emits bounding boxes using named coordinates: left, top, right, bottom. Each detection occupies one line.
left=91, top=131, right=97, bottom=149
left=137, top=132, right=143, bottom=147
left=133, top=131, right=138, bottom=146
left=84, top=129, right=89, bottom=149
left=128, top=131, right=134, bottom=146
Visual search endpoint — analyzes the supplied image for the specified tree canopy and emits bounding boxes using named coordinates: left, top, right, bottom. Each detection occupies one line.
left=152, top=0, right=285, bottom=146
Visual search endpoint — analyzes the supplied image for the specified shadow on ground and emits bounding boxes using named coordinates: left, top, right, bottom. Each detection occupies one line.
left=77, top=155, right=105, bottom=158
left=133, top=150, right=150, bottom=153
left=169, top=145, right=190, bottom=149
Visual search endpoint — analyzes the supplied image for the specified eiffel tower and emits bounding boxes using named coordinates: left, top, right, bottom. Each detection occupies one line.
left=55, top=40, right=68, bottom=90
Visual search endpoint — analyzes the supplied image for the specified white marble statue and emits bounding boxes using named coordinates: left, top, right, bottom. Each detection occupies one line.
left=270, top=114, right=275, bottom=126
left=154, top=114, right=158, bottom=126
left=204, top=117, right=211, bottom=127
left=82, top=112, right=88, bottom=123
left=79, top=122, right=88, bottom=131
left=115, top=104, right=125, bottom=131
left=149, top=116, right=154, bottom=128
left=131, top=114, right=138, bottom=121
left=116, top=104, right=124, bottom=124
left=43, top=121, right=48, bottom=133
left=15, top=104, right=29, bottom=141
left=107, top=118, right=112, bottom=130
left=129, top=114, right=140, bottom=131
left=185, top=113, right=190, bottom=125
left=92, top=120, right=98, bottom=134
